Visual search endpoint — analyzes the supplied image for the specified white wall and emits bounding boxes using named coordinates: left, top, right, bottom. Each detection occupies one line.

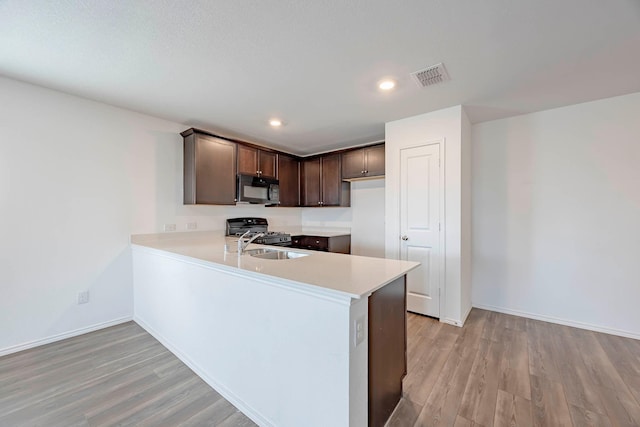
left=300, top=206, right=352, bottom=228
left=350, top=180, right=385, bottom=258
left=472, top=92, right=640, bottom=338
left=300, top=180, right=386, bottom=258
left=0, top=76, right=301, bottom=354
left=301, top=180, right=386, bottom=258
left=385, top=105, right=471, bottom=326
left=461, top=109, right=472, bottom=320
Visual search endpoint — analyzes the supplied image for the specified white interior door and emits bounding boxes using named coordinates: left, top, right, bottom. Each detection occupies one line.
left=400, top=144, right=441, bottom=317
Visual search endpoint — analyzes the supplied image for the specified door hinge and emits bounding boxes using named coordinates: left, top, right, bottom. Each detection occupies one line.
left=439, top=222, right=441, bottom=232
left=439, top=158, right=441, bottom=167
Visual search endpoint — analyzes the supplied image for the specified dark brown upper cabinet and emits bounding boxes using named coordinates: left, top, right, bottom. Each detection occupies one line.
left=237, top=144, right=277, bottom=178
left=301, top=153, right=350, bottom=207
left=277, top=154, right=300, bottom=207
left=341, top=144, right=385, bottom=180
left=183, top=130, right=237, bottom=205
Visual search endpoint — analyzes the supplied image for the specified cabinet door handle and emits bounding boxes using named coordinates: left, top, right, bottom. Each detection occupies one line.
left=401, top=235, right=409, bottom=241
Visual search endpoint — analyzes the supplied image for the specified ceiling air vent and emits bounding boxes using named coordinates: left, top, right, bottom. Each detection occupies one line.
left=410, top=63, right=450, bottom=88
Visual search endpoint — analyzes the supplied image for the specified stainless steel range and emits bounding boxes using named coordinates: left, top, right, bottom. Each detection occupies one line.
left=225, top=217, right=292, bottom=246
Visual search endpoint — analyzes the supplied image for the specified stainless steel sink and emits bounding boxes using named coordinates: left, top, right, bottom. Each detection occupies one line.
left=245, top=248, right=309, bottom=260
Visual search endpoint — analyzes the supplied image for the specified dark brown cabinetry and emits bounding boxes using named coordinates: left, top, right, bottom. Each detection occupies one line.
left=301, top=153, right=350, bottom=207
left=181, top=128, right=382, bottom=207
left=277, top=154, right=300, bottom=207
left=341, top=144, right=385, bottom=180
left=237, top=145, right=277, bottom=178
left=182, top=130, right=237, bottom=205
left=368, top=276, right=407, bottom=427
left=290, top=234, right=351, bottom=254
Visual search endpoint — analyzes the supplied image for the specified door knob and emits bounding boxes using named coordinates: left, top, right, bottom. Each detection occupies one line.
left=401, top=235, right=409, bottom=241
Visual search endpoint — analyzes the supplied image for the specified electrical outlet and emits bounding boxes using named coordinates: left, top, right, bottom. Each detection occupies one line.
left=164, top=224, right=176, bottom=232
left=187, top=222, right=197, bottom=230
left=78, top=291, right=89, bottom=305
left=354, top=315, right=366, bottom=346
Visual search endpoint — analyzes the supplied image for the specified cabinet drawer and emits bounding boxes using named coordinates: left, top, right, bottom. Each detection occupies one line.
left=290, top=235, right=350, bottom=254
left=291, top=236, right=329, bottom=251
left=302, top=236, right=329, bottom=251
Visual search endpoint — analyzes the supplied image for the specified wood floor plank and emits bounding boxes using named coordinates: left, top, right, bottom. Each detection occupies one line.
left=482, top=310, right=502, bottom=343
left=407, top=333, right=430, bottom=374
left=494, top=389, right=532, bottom=427
left=386, top=397, right=422, bottom=427
left=86, top=373, right=202, bottom=425
left=569, top=328, right=631, bottom=394
left=453, top=414, right=485, bottom=427
left=0, top=322, right=142, bottom=371
left=0, top=339, right=167, bottom=416
left=3, top=309, right=640, bottom=427
left=501, top=313, right=527, bottom=333
left=568, top=404, right=613, bottom=427
left=0, top=322, right=255, bottom=427
left=596, top=385, right=640, bottom=427
left=131, top=381, right=215, bottom=427
left=1, top=354, right=178, bottom=426
left=530, top=374, right=573, bottom=427
left=459, top=337, right=504, bottom=426
left=217, top=410, right=258, bottom=427
left=526, top=318, right=561, bottom=381
left=499, top=328, right=532, bottom=400
left=405, top=310, right=640, bottom=427
left=403, top=329, right=458, bottom=404
left=414, top=332, right=480, bottom=426
left=177, top=394, right=240, bottom=426
left=549, top=324, right=607, bottom=415
left=596, top=332, right=640, bottom=406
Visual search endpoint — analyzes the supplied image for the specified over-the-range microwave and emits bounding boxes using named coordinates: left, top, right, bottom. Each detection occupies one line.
left=236, top=174, right=280, bottom=205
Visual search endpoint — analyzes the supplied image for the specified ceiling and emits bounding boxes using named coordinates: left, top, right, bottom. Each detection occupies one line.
left=1, top=1, right=639, bottom=155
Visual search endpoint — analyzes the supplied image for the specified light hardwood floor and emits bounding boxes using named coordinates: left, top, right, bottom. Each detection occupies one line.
left=387, top=309, right=640, bottom=427
left=0, top=322, right=257, bottom=427
left=3, top=310, right=640, bottom=426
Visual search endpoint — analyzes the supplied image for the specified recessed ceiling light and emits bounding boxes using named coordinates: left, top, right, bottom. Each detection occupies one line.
left=269, top=119, right=282, bottom=127
left=378, top=79, right=396, bottom=91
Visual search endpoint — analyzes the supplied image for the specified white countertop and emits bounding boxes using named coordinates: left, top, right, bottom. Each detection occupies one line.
left=131, top=231, right=419, bottom=299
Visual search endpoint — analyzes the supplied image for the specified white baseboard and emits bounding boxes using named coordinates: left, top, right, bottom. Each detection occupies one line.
left=439, top=305, right=473, bottom=328
left=440, top=317, right=463, bottom=327
left=0, top=316, right=133, bottom=357
left=473, top=303, right=640, bottom=340
left=134, top=315, right=273, bottom=427
left=461, top=304, right=473, bottom=325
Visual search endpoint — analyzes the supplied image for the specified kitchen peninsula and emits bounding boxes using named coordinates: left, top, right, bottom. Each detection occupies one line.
left=131, top=231, right=419, bottom=427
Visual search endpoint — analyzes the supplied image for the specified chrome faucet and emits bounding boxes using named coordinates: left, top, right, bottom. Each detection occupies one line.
left=237, top=230, right=265, bottom=254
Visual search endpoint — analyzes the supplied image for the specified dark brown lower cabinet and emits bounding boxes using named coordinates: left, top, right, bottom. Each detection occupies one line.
left=368, top=276, right=407, bottom=427
left=289, top=234, right=351, bottom=254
